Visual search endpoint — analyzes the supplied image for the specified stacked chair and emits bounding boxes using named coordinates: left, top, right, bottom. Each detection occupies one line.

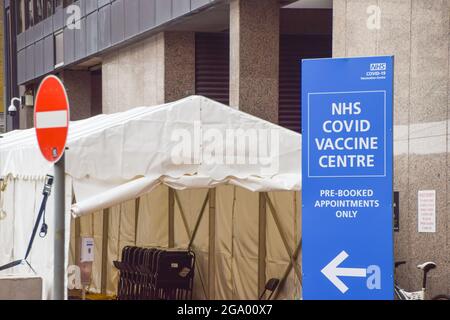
left=113, top=247, right=195, bottom=300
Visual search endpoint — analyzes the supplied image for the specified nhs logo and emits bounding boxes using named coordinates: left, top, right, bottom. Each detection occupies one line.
left=370, top=63, right=387, bottom=71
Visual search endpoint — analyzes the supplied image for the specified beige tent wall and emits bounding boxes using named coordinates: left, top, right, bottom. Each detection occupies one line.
left=107, top=200, right=136, bottom=294
left=69, top=210, right=103, bottom=293
left=231, top=187, right=260, bottom=299
left=69, top=185, right=302, bottom=300
left=214, top=186, right=234, bottom=300
left=266, top=191, right=302, bottom=300
left=174, top=188, right=210, bottom=299
left=136, top=185, right=169, bottom=247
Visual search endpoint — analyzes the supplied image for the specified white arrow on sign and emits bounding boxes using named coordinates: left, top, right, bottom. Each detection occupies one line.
left=321, top=251, right=367, bottom=294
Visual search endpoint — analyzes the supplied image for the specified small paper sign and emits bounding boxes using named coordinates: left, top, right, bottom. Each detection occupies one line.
left=418, top=190, right=436, bottom=233
left=81, top=237, right=95, bottom=262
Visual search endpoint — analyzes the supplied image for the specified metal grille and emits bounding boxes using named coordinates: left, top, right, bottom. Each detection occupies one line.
left=195, top=33, right=230, bottom=105
left=279, top=34, right=332, bottom=133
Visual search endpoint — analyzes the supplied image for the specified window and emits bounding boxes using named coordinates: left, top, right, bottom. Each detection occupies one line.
left=27, top=0, right=34, bottom=27
left=54, top=31, right=64, bottom=67
left=17, top=0, right=26, bottom=33
left=18, top=0, right=55, bottom=33
left=44, top=0, right=55, bottom=18
left=63, top=0, right=74, bottom=8
left=35, top=0, right=44, bottom=24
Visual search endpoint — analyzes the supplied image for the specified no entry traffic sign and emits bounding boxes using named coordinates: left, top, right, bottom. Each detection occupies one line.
left=34, top=75, right=70, bottom=163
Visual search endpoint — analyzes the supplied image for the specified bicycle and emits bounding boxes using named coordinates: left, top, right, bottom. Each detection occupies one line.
left=394, top=261, right=450, bottom=300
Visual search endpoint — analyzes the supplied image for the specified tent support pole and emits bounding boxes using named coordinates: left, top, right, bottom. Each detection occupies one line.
left=174, top=191, right=190, bottom=239
left=101, top=208, right=110, bottom=295
left=188, top=192, right=210, bottom=250
left=134, top=198, right=140, bottom=246
left=263, top=193, right=302, bottom=287
left=74, top=218, right=81, bottom=265
left=174, top=191, right=209, bottom=299
left=208, top=189, right=216, bottom=300
left=72, top=192, right=81, bottom=266
left=168, top=188, right=175, bottom=248
left=258, top=193, right=267, bottom=297
left=273, top=239, right=302, bottom=300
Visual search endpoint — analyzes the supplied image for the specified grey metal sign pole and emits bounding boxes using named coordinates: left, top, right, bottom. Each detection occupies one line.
left=53, top=153, right=65, bottom=300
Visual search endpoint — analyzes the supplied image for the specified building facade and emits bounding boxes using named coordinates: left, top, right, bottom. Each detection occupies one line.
left=2, top=0, right=450, bottom=297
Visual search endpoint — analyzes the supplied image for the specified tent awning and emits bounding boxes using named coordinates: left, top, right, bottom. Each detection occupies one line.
left=71, top=173, right=301, bottom=217
left=1, top=96, right=301, bottom=216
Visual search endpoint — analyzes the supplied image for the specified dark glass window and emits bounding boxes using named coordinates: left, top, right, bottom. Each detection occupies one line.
left=27, top=0, right=34, bottom=27
left=18, top=0, right=56, bottom=33
left=17, top=0, right=26, bottom=33
left=36, top=0, right=44, bottom=24
left=44, top=0, right=54, bottom=19
left=63, top=0, right=74, bottom=7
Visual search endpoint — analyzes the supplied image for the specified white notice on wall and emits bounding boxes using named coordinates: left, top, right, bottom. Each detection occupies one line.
left=418, top=190, right=436, bottom=233
left=81, top=237, right=95, bottom=262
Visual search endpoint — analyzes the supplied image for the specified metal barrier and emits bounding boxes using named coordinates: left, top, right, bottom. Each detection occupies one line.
left=113, top=247, right=195, bottom=300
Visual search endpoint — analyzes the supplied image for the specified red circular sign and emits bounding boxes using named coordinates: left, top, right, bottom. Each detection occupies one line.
left=34, top=75, right=70, bottom=163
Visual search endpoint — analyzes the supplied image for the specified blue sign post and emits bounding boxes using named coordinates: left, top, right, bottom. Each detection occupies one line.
left=302, top=56, right=394, bottom=300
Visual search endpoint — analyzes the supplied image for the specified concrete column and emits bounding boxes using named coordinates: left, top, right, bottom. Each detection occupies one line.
left=230, top=0, right=279, bottom=123
left=102, top=31, right=195, bottom=114
left=19, top=86, right=33, bottom=129
left=164, top=32, right=196, bottom=103
left=406, top=0, right=450, bottom=297
left=61, top=70, right=92, bottom=121
left=103, top=33, right=165, bottom=114
left=18, top=107, right=34, bottom=129
left=333, top=0, right=450, bottom=297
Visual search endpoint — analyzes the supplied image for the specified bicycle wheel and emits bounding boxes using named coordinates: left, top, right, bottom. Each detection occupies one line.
left=432, top=294, right=450, bottom=300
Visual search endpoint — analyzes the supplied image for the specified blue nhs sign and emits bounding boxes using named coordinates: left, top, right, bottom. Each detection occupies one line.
left=302, top=56, right=394, bottom=300
left=308, top=91, right=386, bottom=178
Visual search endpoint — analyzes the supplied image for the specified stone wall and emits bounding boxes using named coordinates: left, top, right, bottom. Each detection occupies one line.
left=230, top=0, right=280, bottom=123
left=102, top=31, right=195, bottom=114
left=333, top=0, right=450, bottom=297
left=62, top=70, right=93, bottom=121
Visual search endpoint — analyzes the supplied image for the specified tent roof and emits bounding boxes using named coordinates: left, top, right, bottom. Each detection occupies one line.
left=1, top=96, right=301, bottom=201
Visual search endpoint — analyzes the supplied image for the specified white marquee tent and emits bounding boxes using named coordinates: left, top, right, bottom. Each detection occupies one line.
left=0, top=96, right=302, bottom=300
